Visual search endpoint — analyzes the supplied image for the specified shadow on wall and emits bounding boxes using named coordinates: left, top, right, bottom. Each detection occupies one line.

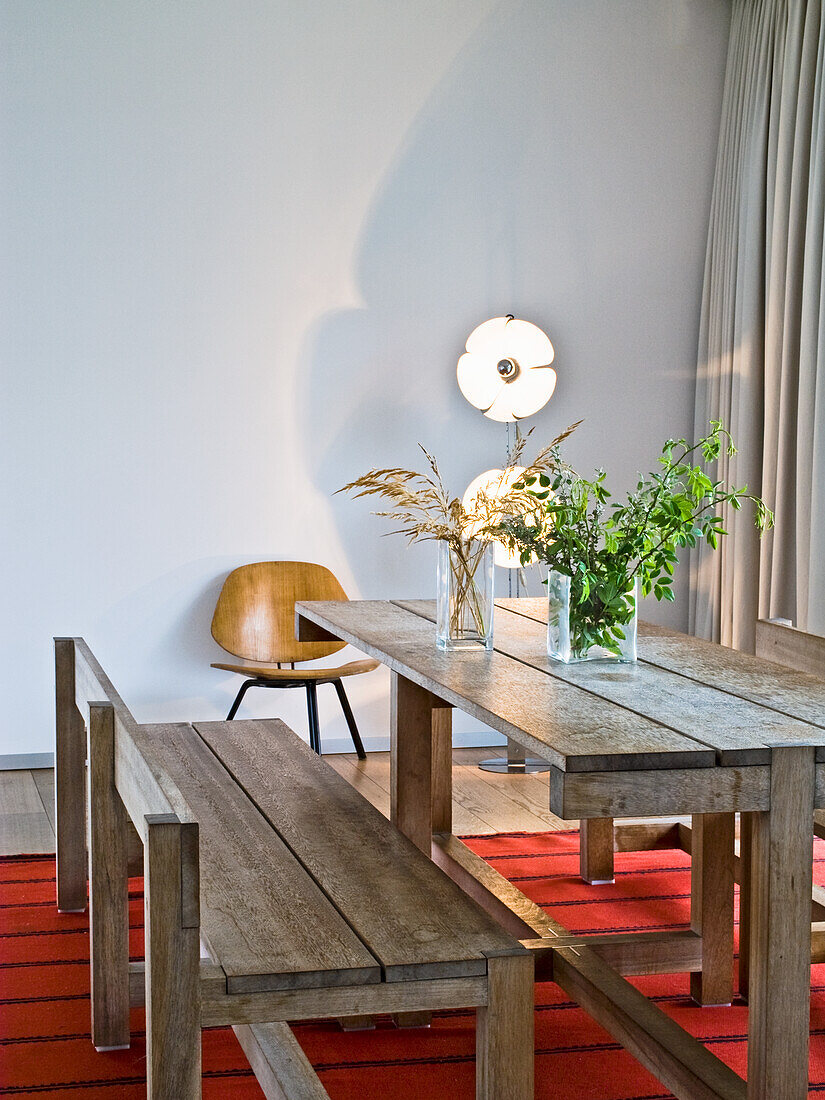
left=92, top=558, right=233, bottom=713
left=296, top=0, right=707, bottom=600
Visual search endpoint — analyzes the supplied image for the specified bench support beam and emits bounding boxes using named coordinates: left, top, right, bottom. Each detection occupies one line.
left=551, top=944, right=746, bottom=1100
left=233, top=1023, right=329, bottom=1100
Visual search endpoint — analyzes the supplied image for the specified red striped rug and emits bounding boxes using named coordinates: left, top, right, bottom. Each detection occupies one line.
left=3, top=831, right=825, bottom=1098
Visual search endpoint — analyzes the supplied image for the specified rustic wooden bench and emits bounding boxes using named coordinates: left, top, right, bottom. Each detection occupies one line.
left=54, top=638, right=533, bottom=1100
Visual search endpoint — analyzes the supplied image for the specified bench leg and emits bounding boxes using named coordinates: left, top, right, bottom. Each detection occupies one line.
left=338, top=1015, right=375, bottom=1031
left=580, top=817, right=615, bottom=884
left=392, top=1011, right=431, bottom=1028
left=738, top=811, right=754, bottom=1001
left=89, top=702, right=130, bottom=1049
left=689, top=812, right=734, bottom=1006
left=145, top=814, right=201, bottom=1100
left=747, top=747, right=814, bottom=1100
left=55, top=639, right=87, bottom=912
left=476, top=954, right=534, bottom=1100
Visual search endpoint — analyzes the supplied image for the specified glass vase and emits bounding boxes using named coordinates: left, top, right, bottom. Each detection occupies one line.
left=547, top=570, right=638, bottom=663
left=436, top=539, right=494, bottom=650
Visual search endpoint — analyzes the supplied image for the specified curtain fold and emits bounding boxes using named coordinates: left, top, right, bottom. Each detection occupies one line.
left=691, top=0, right=825, bottom=649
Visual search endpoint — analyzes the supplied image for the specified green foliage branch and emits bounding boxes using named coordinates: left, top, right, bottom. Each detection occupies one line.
left=497, top=421, right=775, bottom=658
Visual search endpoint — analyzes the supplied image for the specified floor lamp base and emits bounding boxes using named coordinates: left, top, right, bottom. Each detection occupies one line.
left=477, top=757, right=552, bottom=774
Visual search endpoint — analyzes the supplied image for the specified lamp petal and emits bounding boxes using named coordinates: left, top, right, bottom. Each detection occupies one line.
left=457, top=352, right=506, bottom=411
left=464, top=316, right=511, bottom=356
left=483, top=387, right=519, bottom=422
left=508, top=366, right=557, bottom=419
left=499, top=318, right=555, bottom=367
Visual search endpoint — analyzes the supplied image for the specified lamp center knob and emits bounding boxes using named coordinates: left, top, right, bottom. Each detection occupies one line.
left=496, top=358, right=519, bottom=381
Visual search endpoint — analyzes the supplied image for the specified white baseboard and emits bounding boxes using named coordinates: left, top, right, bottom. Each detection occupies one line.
left=0, top=753, right=55, bottom=770
left=320, top=730, right=506, bottom=755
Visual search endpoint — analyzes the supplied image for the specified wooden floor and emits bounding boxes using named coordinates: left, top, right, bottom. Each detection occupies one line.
left=0, top=768, right=56, bottom=855
left=0, top=746, right=573, bottom=856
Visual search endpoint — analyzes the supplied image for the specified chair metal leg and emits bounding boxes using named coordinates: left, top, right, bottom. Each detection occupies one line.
left=305, top=682, right=321, bottom=755
left=333, top=680, right=367, bottom=760
left=226, top=679, right=256, bottom=720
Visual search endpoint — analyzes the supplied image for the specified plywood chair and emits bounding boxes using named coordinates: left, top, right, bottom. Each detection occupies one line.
left=210, top=561, right=378, bottom=758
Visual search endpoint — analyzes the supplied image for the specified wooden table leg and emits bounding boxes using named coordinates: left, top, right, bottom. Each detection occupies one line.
left=390, top=672, right=452, bottom=853
left=390, top=673, right=449, bottom=1027
left=431, top=705, right=453, bottom=834
left=89, top=703, right=130, bottom=1050
left=689, top=812, right=734, bottom=1006
left=580, top=818, right=615, bottom=884
left=747, top=746, right=814, bottom=1100
left=55, top=639, right=87, bottom=912
left=145, top=814, right=201, bottom=1100
left=476, top=953, right=535, bottom=1099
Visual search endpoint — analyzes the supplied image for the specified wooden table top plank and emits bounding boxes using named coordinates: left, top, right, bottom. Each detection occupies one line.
left=639, top=623, right=825, bottom=724
left=496, top=598, right=825, bottom=754
left=195, top=718, right=521, bottom=981
left=394, top=600, right=818, bottom=766
left=130, top=724, right=381, bottom=994
left=296, top=600, right=716, bottom=773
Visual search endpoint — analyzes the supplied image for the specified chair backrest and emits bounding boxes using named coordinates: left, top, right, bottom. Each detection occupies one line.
left=755, top=619, right=825, bottom=679
left=211, top=561, right=348, bottom=664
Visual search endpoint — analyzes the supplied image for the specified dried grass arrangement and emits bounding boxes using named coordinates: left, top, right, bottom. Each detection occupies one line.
left=337, top=422, right=580, bottom=550
left=337, top=422, right=580, bottom=646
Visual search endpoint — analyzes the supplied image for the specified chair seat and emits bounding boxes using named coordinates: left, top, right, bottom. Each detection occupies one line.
left=211, top=658, right=379, bottom=682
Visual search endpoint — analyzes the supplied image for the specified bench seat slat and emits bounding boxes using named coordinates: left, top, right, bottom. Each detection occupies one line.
left=130, top=725, right=381, bottom=994
left=195, top=719, right=523, bottom=982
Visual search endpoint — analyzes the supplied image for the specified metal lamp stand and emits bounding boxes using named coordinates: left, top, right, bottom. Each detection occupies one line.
left=479, top=472, right=552, bottom=773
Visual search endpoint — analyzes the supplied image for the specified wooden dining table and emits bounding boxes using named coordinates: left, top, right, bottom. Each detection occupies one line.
left=296, top=596, right=825, bottom=1100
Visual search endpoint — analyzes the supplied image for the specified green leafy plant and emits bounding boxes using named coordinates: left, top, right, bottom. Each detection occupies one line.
left=497, top=421, right=774, bottom=658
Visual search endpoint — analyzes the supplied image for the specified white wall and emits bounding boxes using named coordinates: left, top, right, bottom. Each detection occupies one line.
left=0, top=0, right=731, bottom=760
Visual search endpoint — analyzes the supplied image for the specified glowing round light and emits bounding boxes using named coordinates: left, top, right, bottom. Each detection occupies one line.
left=457, top=315, right=556, bottom=422
left=462, top=466, right=535, bottom=568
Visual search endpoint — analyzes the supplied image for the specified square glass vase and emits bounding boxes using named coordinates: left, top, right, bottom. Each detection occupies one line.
left=436, top=538, right=494, bottom=651
left=547, top=570, right=638, bottom=663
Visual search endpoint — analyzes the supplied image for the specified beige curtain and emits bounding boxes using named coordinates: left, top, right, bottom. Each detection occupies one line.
left=691, top=0, right=825, bottom=649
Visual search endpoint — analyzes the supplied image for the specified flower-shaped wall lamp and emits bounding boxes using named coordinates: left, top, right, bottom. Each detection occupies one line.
left=457, top=315, right=556, bottom=422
